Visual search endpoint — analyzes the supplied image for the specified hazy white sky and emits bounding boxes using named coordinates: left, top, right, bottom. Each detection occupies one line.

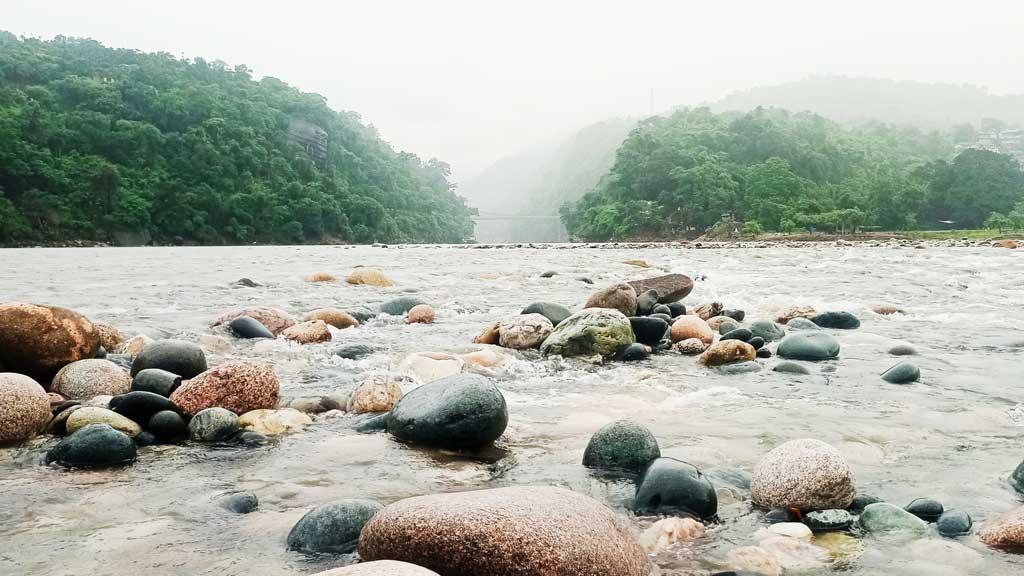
left=7, top=1, right=1024, bottom=177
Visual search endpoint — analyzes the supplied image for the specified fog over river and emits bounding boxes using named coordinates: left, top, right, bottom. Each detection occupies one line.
left=1, top=244, right=1023, bottom=575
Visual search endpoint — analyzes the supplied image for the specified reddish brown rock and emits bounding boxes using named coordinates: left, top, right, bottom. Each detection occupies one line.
left=358, top=486, right=650, bottom=576
left=689, top=302, right=723, bottom=321
left=0, top=302, right=99, bottom=381
left=993, top=239, right=1019, bottom=249
left=0, top=373, right=51, bottom=443
left=670, top=316, right=714, bottom=344
left=406, top=304, right=436, bottom=324
left=872, top=305, right=905, bottom=316
left=699, top=340, right=756, bottom=366
left=51, top=359, right=131, bottom=399
left=472, top=321, right=500, bottom=345
left=979, top=506, right=1024, bottom=548
left=584, top=283, right=638, bottom=317
left=626, top=274, right=693, bottom=303
left=212, top=307, right=297, bottom=336
left=674, top=338, right=708, bottom=355
left=283, top=320, right=332, bottom=344
left=93, top=323, right=124, bottom=350
left=169, top=361, right=280, bottom=416
left=304, top=308, right=359, bottom=329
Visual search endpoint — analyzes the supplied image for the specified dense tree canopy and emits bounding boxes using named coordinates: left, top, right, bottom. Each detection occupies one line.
left=561, top=107, right=1024, bottom=240
left=0, top=33, right=474, bottom=244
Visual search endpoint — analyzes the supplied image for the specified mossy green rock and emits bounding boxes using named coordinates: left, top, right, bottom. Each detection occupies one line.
left=582, top=419, right=660, bottom=473
left=749, top=320, right=786, bottom=342
left=540, top=308, right=634, bottom=358
left=777, top=332, right=840, bottom=361
left=858, top=502, right=928, bottom=537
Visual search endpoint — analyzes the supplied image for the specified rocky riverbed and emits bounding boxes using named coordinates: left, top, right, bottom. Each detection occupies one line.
left=0, top=243, right=1023, bottom=575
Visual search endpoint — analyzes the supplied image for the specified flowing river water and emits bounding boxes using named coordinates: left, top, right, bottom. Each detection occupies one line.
left=1, top=244, right=1023, bottom=575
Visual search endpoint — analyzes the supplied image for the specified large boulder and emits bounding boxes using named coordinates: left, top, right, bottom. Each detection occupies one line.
left=169, top=361, right=280, bottom=416
left=45, top=423, right=137, bottom=467
left=978, top=506, right=1024, bottom=548
left=287, top=499, right=384, bottom=553
left=627, top=274, right=694, bottom=303
left=582, top=419, right=661, bottom=473
left=0, top=302, right=99, bottom=381
left=521, top=302, right=572, bottom=326
left=386, top=373, right=507, bottom=450
left=130, top=339, right=208, bottom=378
left=584, top=283, right=638, bottom=317
left=311, top=561, right=439, bottom=575
left=751, top=439, right=856, bottom=511
left=633, top=457, right=718, bottom=520
left=539, top=308, right=634, bottom=359
left=498, top=314, right=553, bottom=350
left=212, top=306, right=296, bottom=335
left=358, top=486, right=650, bottom=576
left=777, top=332, right=840, bottom=361
left=0, top=373, right=51, bottom=443
left=51, top=359, right=131, bottom=399
left=670, top=315, right=714, bottom=344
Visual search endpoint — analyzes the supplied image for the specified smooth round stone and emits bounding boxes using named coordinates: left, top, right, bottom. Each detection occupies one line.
left=130, top=339, right=207, bottom=378
left=786, top=317, right=820, bottom=330
left=346, top=307, right=377, bottom=323
left=715, top=361, right=762, bottom=375
left=1011, top=460, right=1024, bottom=495
left=334, top=344, right=376, bottom=360
left=65, top=406, right=141, bottom=437
left=521, top=301, right=572, bottom=326
left=221, top=491, right=259, bottom=514
left=582, top=420, right=660, bottom=474
left=667, top=302, right=686, bottom=318
left=751, top=438, right=855, bottom=511
left=45, top=423, right=137, bottom=467
left=805, top=509, right=855, bottom=531
left=749, top=320, right=786, bottom=342
left=633, top=457, right=717, bottom=520
left=848, top=494, right=883, bottom=514
left=937, top=510, right=973, bottom=537
left=628, top=317, right=670, bottom=346
left=720, top=328, right=753, bottom=342
left=881, top=362, right=920, bottom=384
left=652, top=304, right=671, bottom=316
left=773, top=361, right=811, bottom=375
left=748, top=336, right=765, bottom=350
left=188, top=407, right=240, bottom=442
left=858, top=502, right=928, bottom=537
left=777, top=332, right=840, bottom=361
left=722, top=309, right=745, bottom=322
left=765, top=521, right=813, bottom=539
left=287, top=499, right=384, bottom=553
left=387, top=373, right=508, bottom=450
left=131, top=368, right=182, bottom=397
left=812, top=311, right=861, bottom=329
left=380, top=296, right=427, bottom=316
left=108, top=391, right=180, bottom=425
left=717, top=320, right=740, bottom=335
left=905, top=498, right=944, bottom=522
left=51, top=359, right=131, bottom=400
left=618, top=343, right=650, bottom=362
left=649, top=313, right=672, bottom=324
left=228, top=315, right=274, bottom=339
left=635, top=289, right=660, bottom=316
left=888, top=343, right=918, bottom=356
left=755, top=348, right=772, bottom=359
left=0, top=372, right=51, bottom=443
left=147, top=410, right=187, bottom=441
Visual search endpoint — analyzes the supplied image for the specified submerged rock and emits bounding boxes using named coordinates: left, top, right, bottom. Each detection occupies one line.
left=380, top=296, right=427, bottom=316
left=188, top=407, right=240, bottom=442
left=633, top=457, right=718, bottom=520
left=398, top=352, right=464, bottom=382
left=0, top=373, right=51, bottom=443
left=1012, top=460, right=1024, bottom=495
left=772, top=361, right=811, bottom=375
left=357, top=486, right=650, bottom=576
left=346, top=268, right=393, bottom=287
left=540, top=308, right=635, bottom=359
left=282, top=320, right=332, bottom=344
left=386, top=373, right=507, bottom=450
left=52, top=359, right=131, bottom=399
left=859, top=502, right=928, bottom=537
left=228, top=315, right=275, bottom=339
left=334, top=343, right=376, bottom=360
left=288, top=499, right=384, bottom=553
left=130, top=339, right=208, bottom=378
left=698, top=340, right=756, bottom=366
left=498, top=314, right=553, bottom=350
left=811, top=311, right=861, bottom=329
left=627, top=274, right=693, bottom=303
left=776, top=306, right=817, bottom=325
left=638, top=517, right=705, bottom=553
left=888, top=343, right=918, bottom=356
left=0, top=302, right=99, bottom=380
left=584, top=283, right=638, bottom=316
left=45, top=423, right=137, bottom=467
left=303, top=308, right=360, bottom=330
left=618, top=343, right=650, bottom=361
left=238, top=408, right=311, bottom=435
left=881, top=362, right=920, bottom=384
left=170, top=361, right=280, bottom=416
left=521, top=301, right=572, bottom=326
left=777, top=332, right=840, bottom=361
left=751, top=439, right=855, bottom=511
left=582, top=419, right=660, bottom=473
left=93, top=323, right=124, bottom=351
left=221, top=491, right=259, bottom=514
left=406, top=304, right=435, bottom=324
left=212, top=306, right=296, bottom=335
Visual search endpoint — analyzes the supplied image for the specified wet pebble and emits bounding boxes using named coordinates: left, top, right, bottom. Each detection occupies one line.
left=147, top=410, right=187, bottom=441
left=858, top=502, right=928, bottom=537
left=749, top=320, right=786, bottom=342
left=785, top=317, right=820, bottom=330
left=334, top=343, right=376, bottom=360
left=221, top=491, right=259, bottom=514
left=905, top=497, right=943, bottom=522
left=848, top=494, right=883, bottom=514
left=720, top=328, right=752, bottom=342
left=228, top=315, right=274, bottom=339
left=131, top=368, right=182, bottom=398
left=747, top=336, right=765, bottom=350
left=666, top=301, right=686, bottom=317
left=811, top=311, right=861, bottom=329
left=130, top=339, right=208, bottom=379
left=804, top=509, right=854, bottom=531
left=618, top=343, right=650, bottom=361
left=888, top=343, right=918, bottom=355
left=46, top=423, right=137, bottom=467
left=881, top=362, right=920, bottom=384
left=937, top=510, right=973, bottom=537
left=773, top=361, right=811, bottom=375
left=287, top=499, right=384, bottom=553
left=582, top=419, right=660, bottom=474
left=188, top=407, right=240, bottom=442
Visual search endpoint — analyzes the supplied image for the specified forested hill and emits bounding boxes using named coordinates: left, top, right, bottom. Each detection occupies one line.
left=0, top=33, right=475, bottom=245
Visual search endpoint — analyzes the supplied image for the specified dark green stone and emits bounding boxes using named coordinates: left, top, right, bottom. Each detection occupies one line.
left=582, top=420, right=660, bottom=473
left=286, top=499, right=383, bottom=553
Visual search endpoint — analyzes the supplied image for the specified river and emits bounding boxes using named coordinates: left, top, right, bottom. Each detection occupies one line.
left=1, top=244, right=1022, bottom=575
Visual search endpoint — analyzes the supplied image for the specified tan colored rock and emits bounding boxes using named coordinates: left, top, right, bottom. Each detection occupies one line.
left=169, top=361, right=280, bottom=416
left=674, top=338, right=709, bottom=355
left=872, top=304, right=905, bottom=315
left=498, top=314, right=553, bottom=349
left=358, top=486, right=650, bottom=576
left=458, top=348, right=507, bottom=368
left=66, top=406, right=142, bottom=437
left=304, top=308, right=359, bottom=329
left=398, top=352, right=464, bottom=383
left=346, top=268, right=393, bottom=287
left=212, top=307, right=297, bottom=336
left=238, top=408, right=311, bottom=435
left=311, top=561, right=439, bottom=575
left=756, top=536, right=828, bottom=572
left=47, top=404, right=83, bottom=435
left=305, top=272, right=337, bottom=282
left=0, top=302, right=99, bottom=380
left=979, top=506, right=1024, bottom=548
left=584, top=283, right=638, bottom=316
left=670, top=316, right=714, bottom=344
left=93, top=323, right=124, bottom=350
left=622, top=259, right=650, bottom=268
left=347, top=373, right=405, bottom=413
left=993, top=239, right=1019, bottom=249
left=776, top=306, right=817, bottom=324
left=706, top=316, right=735, bottom=331
left=638, top=517, right=705, bottom=553
left=283, top=320, right=332, bottom=344
left=407, top=304, right=436, bottom=324
left=689, top=302, right=723, bottom=321
left=51, top=359, right=131, bottom=399
left=0, top=373, right=51, bottom=443
left=699, top=340, right=756, bottom=366
left=115, top=334, right=154, bottom=358
left=472, top=321, right=500, bottom=345
left=725, top=546, right=783, bottom=576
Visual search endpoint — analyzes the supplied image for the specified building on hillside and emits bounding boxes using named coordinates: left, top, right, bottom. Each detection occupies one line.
left=955, top=129, right=1024, bottom=165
